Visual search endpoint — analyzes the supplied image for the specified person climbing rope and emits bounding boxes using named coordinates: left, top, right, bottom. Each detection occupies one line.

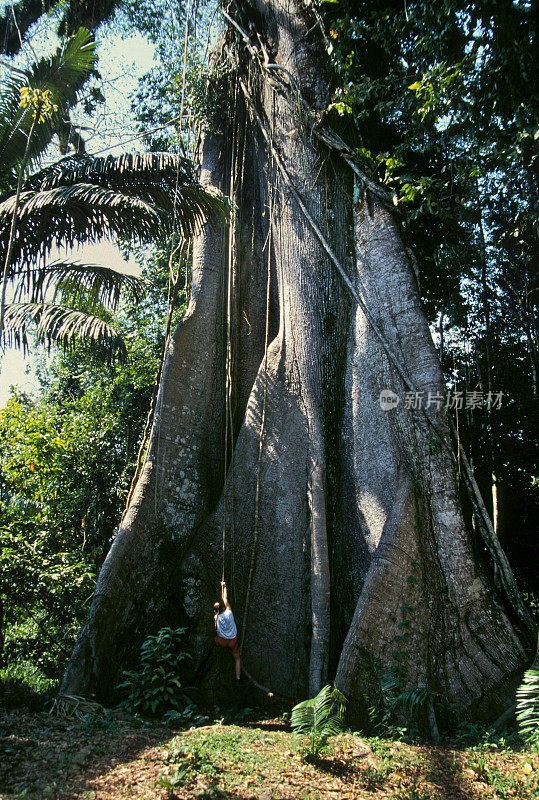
left=214, top=580, right=241, bottom=680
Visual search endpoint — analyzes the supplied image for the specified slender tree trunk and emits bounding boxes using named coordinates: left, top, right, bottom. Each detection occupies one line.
left=61, top=0, right=534, bottom=723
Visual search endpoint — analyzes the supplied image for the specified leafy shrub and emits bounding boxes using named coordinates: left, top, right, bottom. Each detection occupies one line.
left=291, top=683, right=346, bottom=760
left=117, top=626, right=193, bottom=716
left=162, top=702, right=209, bottom=726
left=516, top=669, right=539, bottom=744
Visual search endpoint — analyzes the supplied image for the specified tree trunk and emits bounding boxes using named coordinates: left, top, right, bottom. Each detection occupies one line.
left=334, top=194, right=532, bottom=725
left=61, top=0, right=534, bottom=724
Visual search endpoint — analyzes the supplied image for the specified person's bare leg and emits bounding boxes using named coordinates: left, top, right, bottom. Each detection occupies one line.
left=234, top=653, right=241, bottom=680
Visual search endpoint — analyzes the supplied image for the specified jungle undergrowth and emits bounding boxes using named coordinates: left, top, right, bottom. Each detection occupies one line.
left=1, top=708, right=538, bottom=800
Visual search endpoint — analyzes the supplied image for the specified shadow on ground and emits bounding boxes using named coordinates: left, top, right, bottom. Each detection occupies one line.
left=0, top=708, right=174, bottom=799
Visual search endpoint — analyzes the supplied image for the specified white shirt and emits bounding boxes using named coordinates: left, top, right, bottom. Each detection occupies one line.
left=216, top=608, right=237, bottom=639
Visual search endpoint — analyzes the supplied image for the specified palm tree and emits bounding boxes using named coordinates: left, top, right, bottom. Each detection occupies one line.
left=0, top=27, right=98, bottom=335
left=0, top=30, right=223, bottom=357
left=1, top=151, right=223, bottom=358
left=0, top=27, right=97, bottom=190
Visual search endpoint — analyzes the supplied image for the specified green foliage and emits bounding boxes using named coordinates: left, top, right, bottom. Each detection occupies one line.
left=158, top=736, right=218, bottom=792
left=516, top=669, right=539, bottom=744
left=6, top=258, right=146, bottom=359
left=368, top=667, right=432, bottom=738
left=359, top=763, right=392, bottom=792
left=0, top=388, right=113, bottom=673
left=0, top=233, right=188, bottom=684
left=126, top=0, right=224, bottom=152
left=448, top=720, right=519, bottom=749
left=0, top=150, right=224, bottom=358
left=3, top=302, right=131, bottom=361
left=291, top=683, right=347, bottom=760
left=0, top=28, right=97, bottom=187
left=79, top=707, right=119, bottom=735
left=0, top=44, right=224, bottom=358
left=12, top=261, right=145, bottom=310
left=117, top=627, right=193, bottom=716
left=1, top=363, right=145, bottom=674
left=464, top=742, right=536, bottom=796
left=159, top=726, right=276, bottom=792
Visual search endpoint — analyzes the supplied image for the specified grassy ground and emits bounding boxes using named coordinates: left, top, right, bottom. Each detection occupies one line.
left=0, top=708, right=537, bottom=800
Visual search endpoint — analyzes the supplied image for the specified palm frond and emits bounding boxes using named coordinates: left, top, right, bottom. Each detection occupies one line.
left=12, top=260, right=146, bottom=309
left=26, top=152, right=195, bottom=191
left=0, top=73, right=31, bottom=188
left=291, top=698, right=315, bottom=733
left=516, top=668, right=539, bottom=742
left=0, top=28, right=97, bottom=173
left=395, top=686, right=430, bottom=718
left=379, top=668, right=401, bottom=702
left=2, top=301, right=127, bottom=361
left=24, top=152, right=228, bottom=226
left=0, top=185, right=165, bottom=270
left=291, top=684, right=347, bottom=736
left=0, top=179, right=224, bottom=271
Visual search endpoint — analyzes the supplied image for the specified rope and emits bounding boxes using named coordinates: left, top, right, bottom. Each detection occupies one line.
left=242, top=666, right=278, bottom=698
left=231, top=97, right=249, bottom=606
left=221, top=72, right=240, bottom=585
left=214, top=65, right=280, bottom=693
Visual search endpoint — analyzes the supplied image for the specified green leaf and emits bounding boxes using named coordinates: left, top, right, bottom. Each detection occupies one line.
left=2, top=302, right=128, bottom=361
left=291, top=684, right=346, bottom=746
left=12, top=261, right=146, bottom=310
left=516, top=669, right=539, bottom=741
left=0, top=28, right=97, bottom=175
left=0, top=154, right=228, bottom=280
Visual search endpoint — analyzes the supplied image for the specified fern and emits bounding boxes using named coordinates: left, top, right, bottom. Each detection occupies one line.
left=516, top=669, right=539, bottom=743
left=291, top=684, right=346, bottom=759
left=368, top=667, right=433, bottom=736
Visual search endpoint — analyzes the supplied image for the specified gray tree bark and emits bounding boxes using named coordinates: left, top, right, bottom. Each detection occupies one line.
left=61, top=0, right=534, bottom=725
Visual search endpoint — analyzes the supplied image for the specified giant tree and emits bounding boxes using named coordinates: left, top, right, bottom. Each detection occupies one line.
left=61, top=0, right=536, bottom=729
